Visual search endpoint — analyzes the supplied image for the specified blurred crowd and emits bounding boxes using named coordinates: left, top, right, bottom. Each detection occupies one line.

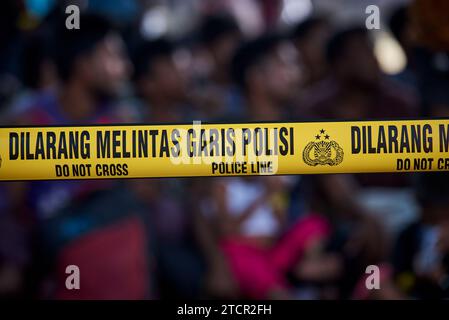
left=1, top=0, right=449, bottom=299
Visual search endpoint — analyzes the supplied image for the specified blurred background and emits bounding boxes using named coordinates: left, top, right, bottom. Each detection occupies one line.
left=1, top=0, right=449, bottom=299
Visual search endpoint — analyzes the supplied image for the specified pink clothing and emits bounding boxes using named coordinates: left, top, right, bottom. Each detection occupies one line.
left=221, top=214, right=331, bottom=299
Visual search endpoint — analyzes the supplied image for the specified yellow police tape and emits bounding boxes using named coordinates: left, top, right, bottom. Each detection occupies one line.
left=0, top=119, right=448, bottom=181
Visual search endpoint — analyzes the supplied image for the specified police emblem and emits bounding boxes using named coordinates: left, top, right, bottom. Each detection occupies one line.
left=303, top=129, right=344, bottom=166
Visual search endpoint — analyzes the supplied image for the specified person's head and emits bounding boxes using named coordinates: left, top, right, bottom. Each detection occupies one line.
left=132, top=38, right=186, bottom=104
left=20, top=29, right=57, bottom=90
left=290, top=16, right=331, bottom=81
left=199, top=14, right=241, bottom=73
left=389, top=5, right=413, bottom=54
left=53, top=14, right=130, bottom=98
left=326, top=26, right=381, bottom=88
left=231, top=34, right=300, bottom=104
left=415, top=173, right=449, bottom=224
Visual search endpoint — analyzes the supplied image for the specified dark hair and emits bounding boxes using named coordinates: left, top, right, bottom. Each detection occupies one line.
left=231, top=34, right=282, bottom=89
left=290, top=16, right=328, bottom=42
left=388, top=5, right=409, bottom=43
left=20, top=29, right=53, bottom=89
left=415, top=172, right=449, bottom=207
left=131, top=38, right=175, bottom=82
left=0, top=0, right=21, bottom=43
left=53, top=14, right=115, bottom=82
left=325, top=26, right=369, bottom=65
left=199, top=14, right=240, bottom=46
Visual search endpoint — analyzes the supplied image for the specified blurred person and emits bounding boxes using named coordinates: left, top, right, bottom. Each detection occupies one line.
left=20, top=30, right=57, bottom=93
left=202, top=175, right=339, bottom=299
left=198, top=14, right=242, bottom=89
left=194, top=37, right=343, bottom=299
left=12, top=13, right=131, bottom=126
left=191, top=14, right=243, bottom=120
left=0, top=2, right=29, bottom=295
left=413, top=50, right=449, bottom=118
left=4, top=14, right=156, bottom=299
left=300, top=26, right=418, bottom=187
left=300, top=26, right=417, bottom=120
left=230, top=34, right=311, bottom=252
left=131, top=38, right=191, bottom=123
left=232, top=30, right=305, bottom=252
left=291, top=27, right=412, bottom=297
left=0, top=4, right=56, bottom=297
left=399, top=8, right=449, bottom=297
left=6, top=26, right=59, bottom=119
left=386, top=2, right=449, bottom=119
left=231, top=34, right=300, bottom=121
left=128, top=175, right=208, bottom=299
left=408, top=0, right=449, bottom=117
left=0, top=0, right=25, bottom=117
left=393, top=173, right=449, bottom=299
left=288, top=17, right=332, bottom=227
left=130, top=39, right=220, bottom=298
left=290, top=16, right=331, bottom=88
left=388, top=4, right=418, bottom=93
left=294, top=27, right=417, bottom=276
left=296, top=172, right=402, bottom=299
left=187, top=178, right=240, bottom=299
left=11, top=14, right=131, bottom=218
